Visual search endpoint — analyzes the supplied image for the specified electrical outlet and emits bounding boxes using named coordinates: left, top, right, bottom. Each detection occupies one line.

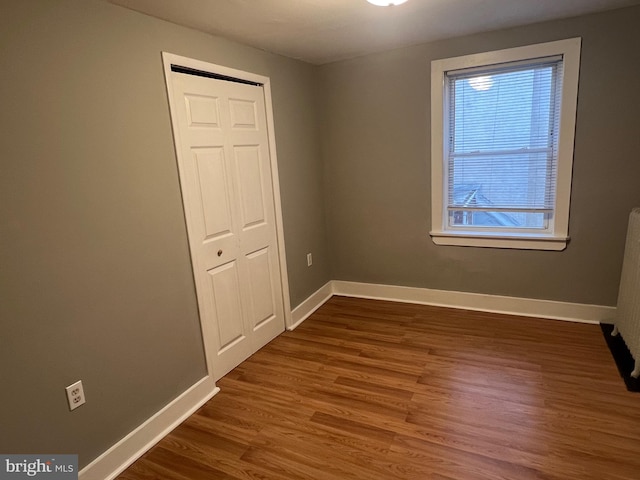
left=307, top=253, right=313, bottom=267
left=65, top=380, right=86, bottom=411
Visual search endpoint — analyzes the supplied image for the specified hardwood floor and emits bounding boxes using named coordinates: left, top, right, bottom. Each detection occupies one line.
left=117, top=296, right=640, bottom=480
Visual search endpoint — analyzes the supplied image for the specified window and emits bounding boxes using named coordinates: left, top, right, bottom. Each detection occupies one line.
left=430, top=39, right=581, bottom=250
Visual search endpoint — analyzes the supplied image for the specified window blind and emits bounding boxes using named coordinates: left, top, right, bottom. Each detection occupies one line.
left=445, top=58, right=564, bottom=228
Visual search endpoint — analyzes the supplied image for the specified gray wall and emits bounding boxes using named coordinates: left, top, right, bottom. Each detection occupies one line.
left=0, top=0, right=328, bottom=467
left=320, top=6, right=640, bottom=307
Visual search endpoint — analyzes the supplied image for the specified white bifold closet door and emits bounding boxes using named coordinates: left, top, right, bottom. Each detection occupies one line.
left=170, top=71, right=285, bottom=380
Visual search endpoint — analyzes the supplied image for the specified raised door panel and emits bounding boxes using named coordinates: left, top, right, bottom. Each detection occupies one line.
left=245, top=247, right=276, bottom=331
left=193, top=148, right=233, bottom=242
left=229, top=98, right=258, bottom=129
left=185, top=94, right=220, bottom=128
left=234, top=145, right=266, bottom=230
left=207, top=261, right=245, bottom=352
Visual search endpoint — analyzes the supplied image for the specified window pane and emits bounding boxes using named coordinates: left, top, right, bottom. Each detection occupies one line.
left=451, top=67, right=554, bottom=153
left=449, top=152, right=554, bottom=210
left=445, top=61, right=561, bottom=228
left=449, top=210, right=546, bottom=228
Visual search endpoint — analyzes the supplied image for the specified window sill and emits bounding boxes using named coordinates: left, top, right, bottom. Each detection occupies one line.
left=430, top=231, right=569, bottom=251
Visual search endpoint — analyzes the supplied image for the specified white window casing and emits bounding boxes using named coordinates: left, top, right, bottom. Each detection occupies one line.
left=430, top=38, right=581, bottom=250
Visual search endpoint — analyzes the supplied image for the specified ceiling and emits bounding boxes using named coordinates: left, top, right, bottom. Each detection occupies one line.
left=109, top=0, right=640, bottom=64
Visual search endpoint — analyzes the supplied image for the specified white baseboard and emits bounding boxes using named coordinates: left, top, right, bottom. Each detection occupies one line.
left=79, top=376, right=219, bottom=480
left=331, top=280, right=616, bottom=324
left=288, top=281, right=333, bottom=330
left=288, top=279, right=615, bottom=328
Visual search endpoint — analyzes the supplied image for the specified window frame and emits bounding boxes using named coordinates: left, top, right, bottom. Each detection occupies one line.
left=430, top=38, right=581, bottom=251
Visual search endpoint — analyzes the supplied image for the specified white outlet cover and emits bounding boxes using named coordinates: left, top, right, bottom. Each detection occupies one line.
left=65, top=380, right=86, bottom=411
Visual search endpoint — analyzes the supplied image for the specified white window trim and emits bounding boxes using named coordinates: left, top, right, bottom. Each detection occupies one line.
left=430, top=38, right=581, bottom=251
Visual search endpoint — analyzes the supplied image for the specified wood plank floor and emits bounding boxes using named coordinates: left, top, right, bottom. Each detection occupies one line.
left=118, top=296, right=640, bottom=480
